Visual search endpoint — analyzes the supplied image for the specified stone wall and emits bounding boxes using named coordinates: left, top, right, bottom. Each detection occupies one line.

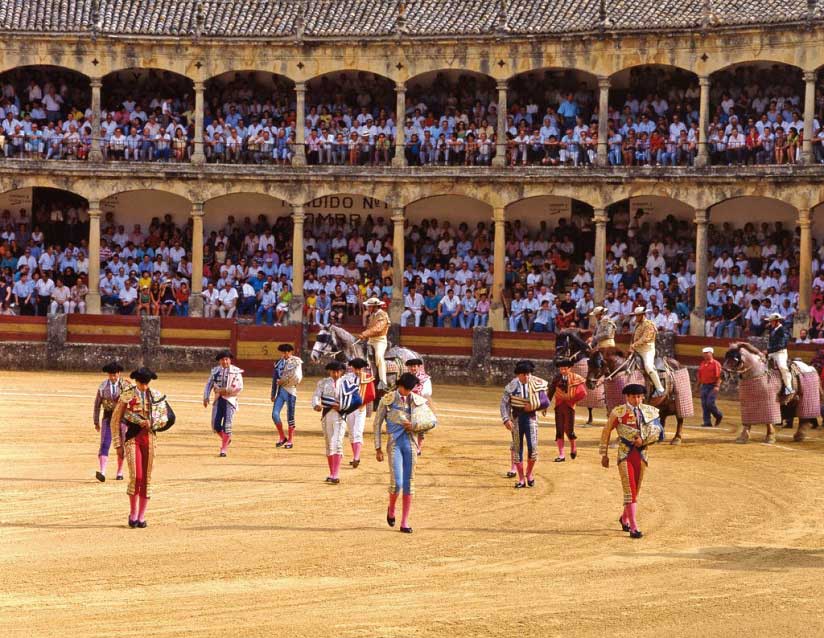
left=0, top=316, right=800, bottom=398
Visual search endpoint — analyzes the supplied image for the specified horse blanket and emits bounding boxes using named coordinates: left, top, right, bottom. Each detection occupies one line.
left=739, top=374, right=782, bottom=425
left=796, top=370, right=821, bottom=419
left=604, top=371, right=645, bottom=413
left=671, top=367, right=695, bottom=418
left=573, top=358, right=605, bottom=409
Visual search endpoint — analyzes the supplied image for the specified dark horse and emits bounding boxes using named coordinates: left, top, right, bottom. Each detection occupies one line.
left=555, top=328, right=597, bottom=424
left=586, top=348, right=686, bottom=444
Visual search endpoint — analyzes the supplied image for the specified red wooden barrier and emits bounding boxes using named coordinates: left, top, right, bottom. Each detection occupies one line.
left=67, top=314, right=140, bottom=344
left=399, top=327, right=473, bottom=356
left=233, top=324, right=302, bottom=376
left=0, top=315, right=47, bottom=342
left=160, top=316, right=233, bottom=347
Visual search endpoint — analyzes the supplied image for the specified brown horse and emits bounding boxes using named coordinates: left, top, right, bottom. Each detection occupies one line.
left=586, top=348, right=686, bottom=444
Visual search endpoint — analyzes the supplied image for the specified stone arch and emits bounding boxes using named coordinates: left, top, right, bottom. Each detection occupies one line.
left=504, top=194, right=594, bottom=231
left=203, top=192, right=294, bottom=234
left=101, top=67, right=195, bottom=113
left=101, top=188, right=192, bottom=229
left=707, top=195, right=798, bottom=228
left=603, top=190, right=699, bottom=213
left=708, top=58, right=804, bottom=77
left=403, top=68, right=497, bottom=121
left=399, top=183, right=505, bottom=210
left=404, top=194, right=493, bottom=227
left=301, top=184, right=400, bottom=208
left=203, top=69, right=295, bottom=124
left=299, top=192, right=393, bottom=229
left=0, top=64, right=91, bottom=115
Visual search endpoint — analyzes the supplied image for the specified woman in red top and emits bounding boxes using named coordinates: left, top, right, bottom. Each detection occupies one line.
left=549, top=358, right=588, bottom=462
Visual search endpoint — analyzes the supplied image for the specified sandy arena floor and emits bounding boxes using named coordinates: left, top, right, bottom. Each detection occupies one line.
left=1, top=370, right=823, bottom=638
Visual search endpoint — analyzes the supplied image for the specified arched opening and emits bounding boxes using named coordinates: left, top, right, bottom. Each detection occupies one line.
left=494, top=196, right=595, bottom=332
left=0, top=65, right=91, bottom=160
left=202, top=71, right=295, bottom=165
left=607, top=64, right=699, bottom=167
left=505, top=68, right=598, bottom=167
left=706, top=196, right=799, bottom=334
left=707, top=62, right=804, bottom=166
left=0, top=186, right=89, bottom=315
left=601, top=196, right=695, bottom=333
left=401, top=194, right=493, bottom=327
left=290, top=193, right=394, bottom=324
left=304, top=70, right=396, bottom=166
left=402, top=69, right=497, bottom=167
left=101, top=68, right=194, bottom=162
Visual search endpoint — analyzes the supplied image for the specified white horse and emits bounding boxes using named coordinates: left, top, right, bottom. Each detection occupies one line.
left=722, top=342, right=779, bottom=444
left=310, top=324, right=422, bottom=390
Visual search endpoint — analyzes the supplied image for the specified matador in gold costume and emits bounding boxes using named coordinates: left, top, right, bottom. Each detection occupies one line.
left=111, top=367, right=171, bottom=528
left=599, top=383, right=663, bottom=538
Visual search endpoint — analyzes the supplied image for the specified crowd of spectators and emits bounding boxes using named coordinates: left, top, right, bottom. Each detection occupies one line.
left=4, top=65, right=824, bottom=168
left=1, top=192, right=822, bottom=342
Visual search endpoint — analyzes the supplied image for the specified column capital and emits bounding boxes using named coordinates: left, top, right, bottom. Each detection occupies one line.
left=391, top=206, right=404, bottom=222
left=394, top=82, right=406, bottom=93
left=693, top=208, right=708, bottom=224
left=593, top=213, right=608, bottom=224
left=799, top=206, right=812, bottom=223
left=698, top=75, right=710, bottom=87
left=804, top=70, right=817, bottom=83
left=90, top=77, right=103, bottom=89
left=496, top=80, right=508, bottom=92
left=292, top=203, right=305, bottom=214
left=493, top=206, right=506, bottom=223
left=88, top=200, right=101, bottom=215
left=597, top=76, right=610, bottom=90
left=295, top=81, right=306, bottom=93
left=191, top=201, right=204, bottom=216
left=194, top=81, right=205, bottom=92
left=292, top=204, right=305, bottom=223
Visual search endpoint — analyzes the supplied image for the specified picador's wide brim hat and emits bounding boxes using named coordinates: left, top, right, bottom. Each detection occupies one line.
left=767, top=312, right=783, bottom=321
left=622, top=383, right=646, bottom=395
left=633, top=306, right=647, bottom=315
left=363, top=297, right=383, bottom=306
left=590, top=306, right=605, bottom=316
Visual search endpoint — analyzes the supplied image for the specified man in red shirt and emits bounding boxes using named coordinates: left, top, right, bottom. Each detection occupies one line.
left=698, top=346, right=723, bottom=427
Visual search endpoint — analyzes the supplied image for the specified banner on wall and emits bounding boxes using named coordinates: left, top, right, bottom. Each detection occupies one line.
left=0, top=188, right=33, bottom=213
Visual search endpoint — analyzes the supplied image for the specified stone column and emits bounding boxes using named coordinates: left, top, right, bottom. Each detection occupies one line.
left=695, top=75, right=710, bottom=168
left=689, top=208, right=709, bottom=336
left=189, top=202, right=205, bottom=317
left=596, top=77, right=610, bottom=167
left=803, top=71, right=817, bottom=164
left=392, top=83, right=406, bottom=167
left=89, top=77, right=103, bottom=161
left=490, top=206, right=506, bottom=330
left=593, top=208, right=608, bottom=302
left=191, top=81, right=206, bottom=164
left=390, top=208, right=405, bottom=322
left=288, top=205, right=305, bottom=324
left=492, top=81, right=508, bottom=167
left=87, top=201, right=102, bottom=314
left=795, top=206, right=813, bottom=335
left=293, top=82, right=307, bottom=166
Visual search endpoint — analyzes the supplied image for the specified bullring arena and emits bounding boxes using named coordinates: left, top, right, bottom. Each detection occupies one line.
left=2, top=371, right=824, bottom=638
left=4, top=0, right=824, bottom=636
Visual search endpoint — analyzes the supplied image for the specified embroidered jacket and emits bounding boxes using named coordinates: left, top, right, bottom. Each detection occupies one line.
left=361, top=308, right=390, bottom=339
left=312, top=375, right=362, bottom=417
left=271, top=355, right=303, bottom=398
left=549, top=372, right=587, bottom=409
left=599, top=403, right=663, bottom=463
left=373, top=390, right=437, bottom=449
left=500, top=376, right=550, bottom=422
left=93, top=377, right=132, bottom=426
left=632, top=318, right=657, bottom=351
left=110, top=384, right=170, bottom=447
left=204, top=364, right=244, bottom=408
left=594, top=317, right=617, bottom=347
